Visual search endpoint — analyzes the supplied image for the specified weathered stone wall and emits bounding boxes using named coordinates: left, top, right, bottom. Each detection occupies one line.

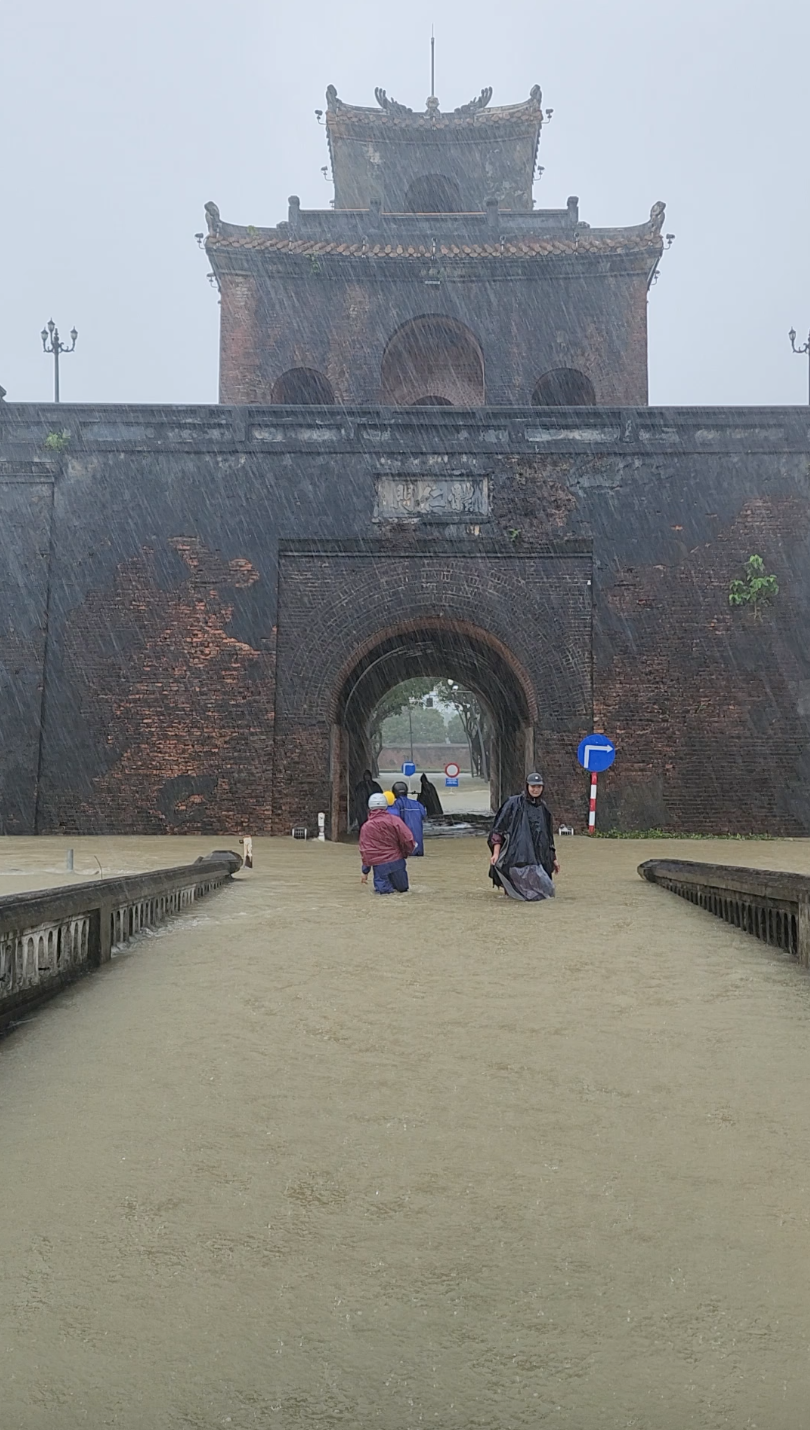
left=0, top=404, right=808, bottom=836
left=272, top=539, right=592, bottom=833
left=216, top=254, right=650, bottom=406
left=0, top=466, right=55, bottom=832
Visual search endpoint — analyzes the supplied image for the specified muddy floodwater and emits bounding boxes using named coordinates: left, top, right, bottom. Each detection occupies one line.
left=3, top=835, right=810, bottom=1428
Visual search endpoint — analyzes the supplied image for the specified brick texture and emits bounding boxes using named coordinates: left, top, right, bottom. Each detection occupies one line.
left=39, top=538, right=276, bottom=834
left=2, top=406, right=809, bottom=838
left=273, top=542, right=593, bottom=835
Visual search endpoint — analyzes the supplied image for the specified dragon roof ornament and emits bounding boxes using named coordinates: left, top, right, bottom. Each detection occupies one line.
left=325, top=83, right=543, bottom=124
left=453, top=87, right=493, bottom=115
left=373, top=88, right=413, bottom=117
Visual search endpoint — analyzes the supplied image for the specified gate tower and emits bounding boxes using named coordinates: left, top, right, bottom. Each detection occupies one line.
left=205, top=82, right=666, bottom=407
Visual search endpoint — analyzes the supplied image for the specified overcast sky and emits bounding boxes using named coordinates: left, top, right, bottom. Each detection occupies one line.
left=2, top=0, right=808, bottom=407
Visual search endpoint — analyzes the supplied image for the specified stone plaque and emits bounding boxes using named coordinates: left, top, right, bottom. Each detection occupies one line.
left=374, top=474, right=488, bottom=521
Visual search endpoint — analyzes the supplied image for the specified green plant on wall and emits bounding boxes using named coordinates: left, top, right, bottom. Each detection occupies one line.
left=728, top=554, right=778, bottom=620
left=44, top=430, right=70, bottom=451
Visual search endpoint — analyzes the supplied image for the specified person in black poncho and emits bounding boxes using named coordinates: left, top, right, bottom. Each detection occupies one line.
left=416, top=772, right=443, bottom=819
left=354, top=770, right=382, bottom=830
left=487, top=773, right=559, bottom=901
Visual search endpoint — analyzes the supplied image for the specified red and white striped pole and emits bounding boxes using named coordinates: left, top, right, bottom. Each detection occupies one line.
left=588, top=772, right=598, bottom=834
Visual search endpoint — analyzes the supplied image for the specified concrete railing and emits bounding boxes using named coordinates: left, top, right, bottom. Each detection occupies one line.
left=0, top=851, right=242, bottom=1030
left=638, top=858, right=810, bottom=967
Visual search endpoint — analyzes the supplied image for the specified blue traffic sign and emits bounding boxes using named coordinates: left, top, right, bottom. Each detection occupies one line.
left=577, top=734, right=616, bottom=772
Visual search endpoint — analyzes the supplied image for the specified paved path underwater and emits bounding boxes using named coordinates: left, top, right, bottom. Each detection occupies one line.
left=2, top=835, right=810, bottom=1428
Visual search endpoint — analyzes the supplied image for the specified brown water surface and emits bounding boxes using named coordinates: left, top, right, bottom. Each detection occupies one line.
left=2, top=835, right=810, bottom=1428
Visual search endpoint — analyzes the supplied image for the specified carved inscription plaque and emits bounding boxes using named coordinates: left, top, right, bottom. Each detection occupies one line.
left=374, top=475, right=488, bottom=521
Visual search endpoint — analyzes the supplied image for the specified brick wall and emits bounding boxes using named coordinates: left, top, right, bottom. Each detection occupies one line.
left=217, top=256, right=651, bottom=406
left=378, top=744, right=470, bottom=772
left=0, top=474, right=54, bottom=832
left=1, top=406, right=809, bottom=837
left=39, top=535, right=276, bottom=835
left=273, top=541, right=592, bottom=835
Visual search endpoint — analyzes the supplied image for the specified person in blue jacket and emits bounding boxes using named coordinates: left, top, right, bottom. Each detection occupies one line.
left=390, top=779, right=426, bottom=856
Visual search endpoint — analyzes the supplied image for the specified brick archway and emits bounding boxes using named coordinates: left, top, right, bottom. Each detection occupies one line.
left=272, top=540, right=593, bottom=837
left=332, top=619, right=538, bottom=832
left=381, top=316, right=485, bottom=407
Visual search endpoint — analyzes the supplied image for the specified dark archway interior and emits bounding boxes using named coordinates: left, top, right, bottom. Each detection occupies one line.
left=381, top=317, right=485, bottom=407
left=404, top=174, right=463, bottom=214
left=333, top=626, right=534, bottom=834
left=531, top=368, right=596, bottom=406
left=271, top=367, right=335, bottom=404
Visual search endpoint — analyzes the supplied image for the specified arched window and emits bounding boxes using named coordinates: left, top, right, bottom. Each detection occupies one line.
left=270, top=368, right=335, bottom=404
left=404, top=174, right=463, bottom=214
left=381, top=317, right=484, bottom=407
left=531, top=369, right=596, bottom=406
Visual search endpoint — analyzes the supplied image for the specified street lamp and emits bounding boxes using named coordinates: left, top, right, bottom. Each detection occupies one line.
left=41, top=319, right=78, bottom=402
left=788, top=326, right=810, bottom=404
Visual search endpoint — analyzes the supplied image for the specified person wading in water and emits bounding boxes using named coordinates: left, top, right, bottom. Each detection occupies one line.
left=487, top=773, right=559, bottom=901
left=359, top=792, right=416, bottom=894
left=389, top=779, right=426, bottom=856
left=416, top=772, right=443, bottom=819
left=354, top=769, right=382, bottom=830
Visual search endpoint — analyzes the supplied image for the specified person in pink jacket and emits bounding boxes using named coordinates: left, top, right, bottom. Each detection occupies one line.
left=359, top=792, right=416, bottom=893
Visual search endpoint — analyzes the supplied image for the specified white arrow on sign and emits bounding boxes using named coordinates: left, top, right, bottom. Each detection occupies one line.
left=582, top=742, right=613, bottom=769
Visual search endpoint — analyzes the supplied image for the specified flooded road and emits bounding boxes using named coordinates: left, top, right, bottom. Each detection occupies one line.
left=3, top=835, right=810, bottom=1428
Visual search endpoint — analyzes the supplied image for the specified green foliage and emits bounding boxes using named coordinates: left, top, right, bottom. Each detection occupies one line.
left=728, top=554, right=778, bottom=620
left=44, top=430, right=69, bottom=451
left=308, top=254, right=322, bottom=274
left=367, top=678, right=437, bottom=761
left=434, top=679, right=491, bottom=779
left=381, top=706, right=449, bottom=745
left=446, top=712, right=465, bottom=744
left=246, top=225, right=259, bottom=237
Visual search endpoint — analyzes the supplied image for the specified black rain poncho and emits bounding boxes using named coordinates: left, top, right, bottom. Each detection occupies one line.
left=417, top=774, right=444, bottom=819
left=354, top=773, right=382, bottom=829
left=487, top=794, right=556, bottom=901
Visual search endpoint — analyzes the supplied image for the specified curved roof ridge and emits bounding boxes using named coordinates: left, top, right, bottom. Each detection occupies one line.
left=324, top=82, right=545, bottom=126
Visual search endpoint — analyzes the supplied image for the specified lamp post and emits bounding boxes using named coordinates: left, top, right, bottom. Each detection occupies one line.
left=789, top=327, right=810, bottom=404
left=41, top=319, right=78, bottom=402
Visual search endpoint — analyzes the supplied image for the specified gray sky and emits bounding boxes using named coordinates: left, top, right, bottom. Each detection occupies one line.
left=2, top=0, right=808, bottom=406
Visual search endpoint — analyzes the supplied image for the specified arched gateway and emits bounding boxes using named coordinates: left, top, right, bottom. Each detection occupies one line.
left=334, top=620, right=537, bottom=829
left=271, top=540, right=593, bottom=838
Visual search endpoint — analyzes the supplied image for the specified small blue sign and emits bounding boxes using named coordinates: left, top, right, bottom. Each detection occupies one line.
left=402, top=762, right=416, bottom=777
left=577, top=734, right=616, bottom=772
left=445, top=777, right=459, bottom=787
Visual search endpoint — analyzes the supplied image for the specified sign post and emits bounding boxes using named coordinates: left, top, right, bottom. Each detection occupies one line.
left=588, top=773, right=599, bottom=833
left=576, top=735, right=616, bottom=834
left=444, top=760, right=460, bottom=788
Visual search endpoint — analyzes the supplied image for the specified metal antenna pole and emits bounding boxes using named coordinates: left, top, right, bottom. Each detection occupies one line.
left=431, top=29, right=435, bottom=98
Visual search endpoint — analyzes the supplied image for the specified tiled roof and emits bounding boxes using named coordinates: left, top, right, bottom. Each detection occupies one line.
left=323, top=85, right=545, bottom=131
left=206, top=227, right=663, bottom=261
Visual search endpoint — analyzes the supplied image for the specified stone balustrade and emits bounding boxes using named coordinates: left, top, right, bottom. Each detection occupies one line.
left=0, top=851, right=241, bottom=1030
left=638, top=858, right=810, bottom=967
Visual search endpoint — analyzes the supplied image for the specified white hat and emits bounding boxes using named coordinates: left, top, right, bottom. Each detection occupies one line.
left=368, top=792, right=389, bottom=810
